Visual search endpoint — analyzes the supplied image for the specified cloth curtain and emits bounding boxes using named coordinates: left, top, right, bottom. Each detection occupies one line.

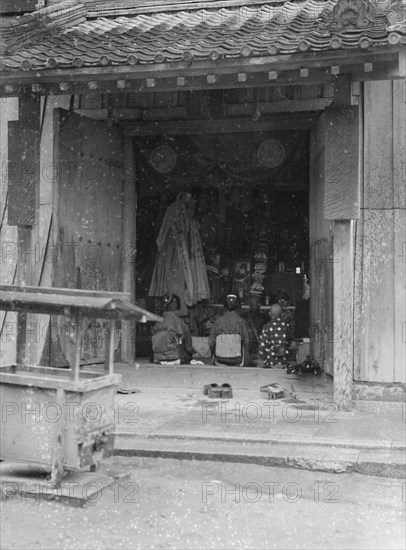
left=135, top=131, right=308, bottom=195
left=148, top=193, right=210, bottom=312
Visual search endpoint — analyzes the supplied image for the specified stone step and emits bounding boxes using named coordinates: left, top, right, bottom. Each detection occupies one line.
left=114, top=435, right=406, bottom=479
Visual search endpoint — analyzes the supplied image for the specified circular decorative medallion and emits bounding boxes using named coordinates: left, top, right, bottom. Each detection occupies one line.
left=257, top=139, right=285, bottom=168
left=149, top=145, right=176, bottom=173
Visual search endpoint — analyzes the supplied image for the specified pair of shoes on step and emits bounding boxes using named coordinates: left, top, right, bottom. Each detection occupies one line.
left=260, top=383, right=284, bottom=399
left=203, top=383, right=233, bottom=399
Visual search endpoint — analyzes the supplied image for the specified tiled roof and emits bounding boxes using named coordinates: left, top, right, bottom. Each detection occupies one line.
left=0, top=0, right=404, bottom=72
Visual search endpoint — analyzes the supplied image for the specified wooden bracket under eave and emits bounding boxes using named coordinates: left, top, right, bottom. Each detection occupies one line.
left=351, top=81, right=361, bottom=106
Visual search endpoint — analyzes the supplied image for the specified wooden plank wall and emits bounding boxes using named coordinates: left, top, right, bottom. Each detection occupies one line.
left=7, top=121, right=38, bottom=225
left=309, top=113, right=334, bottom=376
left=0, top=96, right=72, bottom=365
left=354, top=80, right=406, bottom=383
left=0, top=97, right=131, bottom=366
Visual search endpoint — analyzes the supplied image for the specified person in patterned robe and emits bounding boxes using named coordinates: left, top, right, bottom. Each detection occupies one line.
left=259, top=303, right=290, bottom=368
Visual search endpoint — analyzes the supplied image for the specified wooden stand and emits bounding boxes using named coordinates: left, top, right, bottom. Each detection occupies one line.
left=0, top=285, right=162, bottom=487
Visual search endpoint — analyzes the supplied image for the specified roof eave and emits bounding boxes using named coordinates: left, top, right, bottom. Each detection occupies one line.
left=0, top=46, right=402, bottom=89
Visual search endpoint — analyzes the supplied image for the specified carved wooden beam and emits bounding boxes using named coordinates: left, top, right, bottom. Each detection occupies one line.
left=75, top=107, right=188, bottom=121
left=74, top=97, right=331, bottom=123
left=123, top=114, right=316, bottom=136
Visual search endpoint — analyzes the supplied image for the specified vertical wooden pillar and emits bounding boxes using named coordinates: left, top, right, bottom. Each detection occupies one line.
left=333, top=220, right=354, bottom=410
left=12, top=92, right=41, bottom=364
left=323, top=80, right=361, bottom=409
left=393, top=80, right=406, bottom=383
left=121, top=135, right=136, bottom=362
left=16, top=228, right=33, bottom=364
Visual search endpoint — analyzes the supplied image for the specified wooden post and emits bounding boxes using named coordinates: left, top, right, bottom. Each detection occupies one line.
left=104, top=318, right=116, bottom=375
left=70, top=309, right=81, bottom=383
left=14, top=92, right=41, bottom=364
left=16, top=309, right=27, bottom=365
left=50, top=387, right=65, bottom=488
left=121, top=135, right=136, bottom=362
left=323, top=80, right=360, bottom=409
left=16, top=227, right=30, bottom=364
left=333, top=220, right=354, bottom=410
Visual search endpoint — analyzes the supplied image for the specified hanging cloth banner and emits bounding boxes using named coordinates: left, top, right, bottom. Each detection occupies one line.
left=148, top=193, right=210, bottom=310
left=135, top=131, right=309, bottom=195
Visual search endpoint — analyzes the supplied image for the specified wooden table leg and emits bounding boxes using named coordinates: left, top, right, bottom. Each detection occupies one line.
left=104, top=319, right=115, bottom=375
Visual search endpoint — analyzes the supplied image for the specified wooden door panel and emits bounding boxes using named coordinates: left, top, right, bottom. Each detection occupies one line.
left=52, top=109, right=124, bottom=364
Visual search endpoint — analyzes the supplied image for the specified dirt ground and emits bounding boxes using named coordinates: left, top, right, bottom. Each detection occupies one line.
left=1, top=457, right=405, bottom=550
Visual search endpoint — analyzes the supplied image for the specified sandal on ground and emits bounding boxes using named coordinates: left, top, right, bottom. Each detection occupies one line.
left=221, top=383, right=233, bottom=399
left=204, top=383, right=220, bottom=396
left=208, top=385, right=222, bottom=398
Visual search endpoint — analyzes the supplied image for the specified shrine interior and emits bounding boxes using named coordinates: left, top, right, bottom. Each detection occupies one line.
left=133, top=108, right=311, bottom=360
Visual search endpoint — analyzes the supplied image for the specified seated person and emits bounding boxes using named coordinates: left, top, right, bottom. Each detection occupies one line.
left=276, top=289, right=295, bottom=339
left=241, top=294, right=268, bottom=358
left=208, top=294, right=250, bottom=366
left=258, top=303, right=291, bottom=368
left=151, top=294, right=193, bottom=364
